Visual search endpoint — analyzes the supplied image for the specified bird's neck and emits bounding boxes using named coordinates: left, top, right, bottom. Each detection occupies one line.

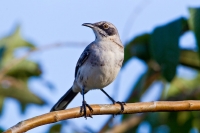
left=95, top=36, right=123, bottom=47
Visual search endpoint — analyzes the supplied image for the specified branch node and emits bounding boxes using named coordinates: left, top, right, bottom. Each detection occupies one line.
left=153, top=101, right=157, bottom=108
left=189, top=102, right=192, bottom=108
left=54, top=112, right=60, bottom=122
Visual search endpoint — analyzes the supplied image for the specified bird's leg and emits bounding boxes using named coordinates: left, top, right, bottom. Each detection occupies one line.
left=80, top=87, right=93, bottom=119
left=100, top=89, right=126, bottom=114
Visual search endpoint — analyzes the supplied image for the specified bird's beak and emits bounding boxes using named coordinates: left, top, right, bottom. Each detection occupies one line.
left=82, top=23, right=95, bottom=28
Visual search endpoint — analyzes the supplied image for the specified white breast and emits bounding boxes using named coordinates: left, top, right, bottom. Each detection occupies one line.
left=73, top=40, right=124, bottom=92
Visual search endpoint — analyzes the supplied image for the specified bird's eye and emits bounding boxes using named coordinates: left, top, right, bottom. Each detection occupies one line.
left=103, top=24, right=109, bottom=29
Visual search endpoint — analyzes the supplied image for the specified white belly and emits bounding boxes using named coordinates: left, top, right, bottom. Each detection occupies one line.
left=74, top=51, right=123, bottom=92
left=83, top=59, right=121, bottom=90
left=72, top=40, right=124, bottom=92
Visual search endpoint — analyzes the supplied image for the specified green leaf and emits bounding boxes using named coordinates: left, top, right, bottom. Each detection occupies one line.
left=188, top=7, right=200, bottom=59
left=145, top=112, right=193, bottom=133
left=0, top=96, right=4, bottom=114
left=6, top=60, right=41, bottom=80
left=177, top=112, right=190, bottom=125
left=0, top=127, right=4, bottom=132
left=0, top=26, right=35, bottom=64
left=150, top=17, right=187, bottom=82
left=48, top=124, right=62, bottom=133
left=0, top=84, right=45, bottom=113
left=180, top=49, right=200, bottom=70
left=162, top=73, right=200, bottom=100
left=0, top=26, right=41, bottom=80
left=0, top=46, right=6, bottom=68
left=124, top=33, right=150, bottom=65
left=0, top=25, right=34, bottom=49
left=165, top=112, right=192, bottom=133
left=0, top=26, right=44, bottom=114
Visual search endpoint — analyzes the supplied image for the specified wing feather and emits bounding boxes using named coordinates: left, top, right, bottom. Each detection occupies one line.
left=75, top=48, right=90, bottom=78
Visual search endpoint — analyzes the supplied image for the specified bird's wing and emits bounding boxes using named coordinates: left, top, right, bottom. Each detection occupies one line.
left=75, top=46, right=90, bottom=78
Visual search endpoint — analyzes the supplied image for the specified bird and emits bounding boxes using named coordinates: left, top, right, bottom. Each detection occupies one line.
left=50, top=21, right=125, bottom=118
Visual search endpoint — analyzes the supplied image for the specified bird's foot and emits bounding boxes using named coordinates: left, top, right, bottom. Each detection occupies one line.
left=113, top=101, right=126, bottom=117
left=80, top=100, right=93, bottom=119
left=116, top=101, right=126, bottom=113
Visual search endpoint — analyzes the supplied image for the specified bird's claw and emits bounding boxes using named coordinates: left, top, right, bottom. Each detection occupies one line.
left=116, top=101, right=126, bottom=113
left=80, top=100, right=93, bottom=119
left=112, top=101, right=126, bottom=117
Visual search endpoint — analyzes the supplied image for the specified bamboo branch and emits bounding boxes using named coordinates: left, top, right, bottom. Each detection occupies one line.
left=3, top=100, right=200, bottom=133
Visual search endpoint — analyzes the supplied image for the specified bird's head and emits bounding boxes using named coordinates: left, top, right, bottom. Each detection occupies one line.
left=82, top=21, right=121, bottom=43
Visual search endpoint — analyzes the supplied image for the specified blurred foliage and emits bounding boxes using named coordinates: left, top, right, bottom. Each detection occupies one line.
left=163, top=74, right=200, bottom=100
left=47, top=124, right=62, bottom=133
left=0, top=26, right=45, bottom=114
left=150, top=17, right=186, bottom=81
left=1, top=5, right=200, bottom=133
left=188, top=7, right=200, bottom=58
left=0, top=127, right=4, bottom=132
left=101, top=7, right=200, bottom=133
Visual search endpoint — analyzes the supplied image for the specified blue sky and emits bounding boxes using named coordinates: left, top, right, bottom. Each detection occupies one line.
left=0, top=0, right=200, bottom=133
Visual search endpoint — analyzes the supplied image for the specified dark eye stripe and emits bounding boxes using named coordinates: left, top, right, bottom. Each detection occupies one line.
left=98, top=24, right=117, bottom=36
left=105, top=27, right=116, bottom=36
left=98, top=24, right=106, bottom=30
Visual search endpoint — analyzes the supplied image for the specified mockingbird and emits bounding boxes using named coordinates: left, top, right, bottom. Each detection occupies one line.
left=50, top=21, right=125, bottom=118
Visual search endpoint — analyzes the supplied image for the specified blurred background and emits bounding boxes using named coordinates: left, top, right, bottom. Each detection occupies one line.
left=0, top=0, right=200, bottom=133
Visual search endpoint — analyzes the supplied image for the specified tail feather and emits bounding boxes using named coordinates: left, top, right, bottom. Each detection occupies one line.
left=50, top=87, right=78, bottom=112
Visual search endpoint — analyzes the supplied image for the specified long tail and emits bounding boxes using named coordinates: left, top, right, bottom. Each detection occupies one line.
left=50, top=87, right=78, bottom=112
